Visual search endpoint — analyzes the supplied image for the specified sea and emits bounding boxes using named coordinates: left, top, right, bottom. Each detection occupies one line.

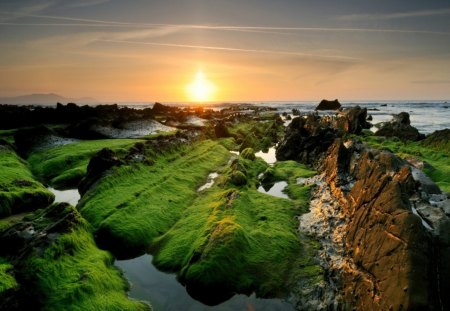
left=119, top=101, right=450, bottom=134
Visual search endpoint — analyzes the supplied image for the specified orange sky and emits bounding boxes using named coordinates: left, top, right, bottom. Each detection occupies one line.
left=1, top=1, right=450, bottom=102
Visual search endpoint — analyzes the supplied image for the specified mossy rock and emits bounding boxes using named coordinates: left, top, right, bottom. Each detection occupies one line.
left=231, top=171, right=247, bottom=186
left=240, top=148, right=255, bottom=160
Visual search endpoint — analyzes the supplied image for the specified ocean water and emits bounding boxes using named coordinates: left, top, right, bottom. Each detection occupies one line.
left=121, top=101, right=450, bottom=135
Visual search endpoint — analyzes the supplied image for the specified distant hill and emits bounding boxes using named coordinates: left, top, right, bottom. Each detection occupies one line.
left=0, top=93, right=98, bottom=105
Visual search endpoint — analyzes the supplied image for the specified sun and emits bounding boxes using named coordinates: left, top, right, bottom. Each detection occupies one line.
left=186, top=70, right=216, bottom=102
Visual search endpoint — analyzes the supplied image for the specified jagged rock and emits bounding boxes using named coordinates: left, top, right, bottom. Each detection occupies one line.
left=315, top=99, right=341, bottom=111
left=318, top=140, right=446, bottom=310
left=78, top=148, right=124, bottom=196
left=276, top=115, right=338, bottom=165
left=278, top=110, right=450, bottom=309
left=333, top=106, right=371, bottom=134
left=376, top=112, right=424, bottom=141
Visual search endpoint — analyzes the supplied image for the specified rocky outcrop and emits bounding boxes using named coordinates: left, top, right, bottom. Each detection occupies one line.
left=332, top=106, right=371, bottom=134
left=315, top=99, right=341, bottom=111
left=276, top=107, right=370, bottom=165
left=376, top=112, right=424, bottom=141
left=278, top=109, right=450, bottom=310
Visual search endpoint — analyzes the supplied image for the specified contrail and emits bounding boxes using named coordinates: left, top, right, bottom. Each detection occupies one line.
left=98, top=39, right=360, bottom=61
left=2, top=12, right=449, bottom=36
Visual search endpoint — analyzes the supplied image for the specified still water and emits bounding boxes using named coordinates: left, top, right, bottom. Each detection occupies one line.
left=115, top=254, right=294, bottom=311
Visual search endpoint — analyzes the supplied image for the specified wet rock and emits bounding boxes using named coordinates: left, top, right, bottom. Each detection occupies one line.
left=315, top=99, right=341, bottom=111
left=376, top=112, right=424, bottom=141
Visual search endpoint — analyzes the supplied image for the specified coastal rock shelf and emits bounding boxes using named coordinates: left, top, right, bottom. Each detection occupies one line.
left=1, top=102, right=449, bottom=310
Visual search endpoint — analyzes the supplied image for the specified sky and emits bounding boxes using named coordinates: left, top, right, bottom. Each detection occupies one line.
left=0, top=0, right=450, bottom=102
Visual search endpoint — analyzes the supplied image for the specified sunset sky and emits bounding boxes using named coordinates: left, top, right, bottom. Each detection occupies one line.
left=1, top=0, right=450, bottom=102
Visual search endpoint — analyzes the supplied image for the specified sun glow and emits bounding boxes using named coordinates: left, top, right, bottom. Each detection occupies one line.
left=186, top=71, right=216, bottom=102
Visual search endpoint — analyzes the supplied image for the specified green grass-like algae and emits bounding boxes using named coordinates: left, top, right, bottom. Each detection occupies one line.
left=27, top=139, right=142, bottom=189
left=0, top=146, right=54, bottom=217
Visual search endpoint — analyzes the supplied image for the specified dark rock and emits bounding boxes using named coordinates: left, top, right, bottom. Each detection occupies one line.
left=214, top=121, right=230, bottom=138
left=276, top=116, right=339, bottom=165
left=78, top=148, right=124, bottom=196
left=315, top=99, right=341, bottom=111
left=376, top=112, right=424, bottom=141
left=13, top=125, right=54, bottom=155
left=333, top=106, right=371, bottom=134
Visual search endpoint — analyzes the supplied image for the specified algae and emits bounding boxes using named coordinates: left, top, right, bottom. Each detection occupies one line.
left=27, top=139, right=142, bottom=189
left=361, top=134, right=450, bottom=192
left=0, top=146, right=54, bottom=217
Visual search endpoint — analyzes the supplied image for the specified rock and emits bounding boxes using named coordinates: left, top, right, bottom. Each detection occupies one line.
left=13, top=125, right=54, bottom=155
left=333, top=106, right=371, bottom=134
left=376, top=112, right=424, bottom=141
left=78, top=148, right=124, bottom=196
left=230, top=171, right=247, bottom=186
left=320, top=141, right=442, bottom=310
left=420, top=129, right=450, bottom=153
left=214, top=121, right=230, bottom=138
left=315, top=99, right=341, bottom=111
left=276, top=116, right=338, bottom=166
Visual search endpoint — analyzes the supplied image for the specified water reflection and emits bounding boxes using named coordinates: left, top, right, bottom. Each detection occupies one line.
left=257, top=181, right=289, bottom=199
left=255, top=148, right=276, bottom=165
left=115, top=254, right=294, bottom=311
left=48, top=187, right=80, bottom=206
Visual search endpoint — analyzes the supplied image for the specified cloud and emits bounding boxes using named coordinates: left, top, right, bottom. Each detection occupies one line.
left=339, top=7, right=450, bottom=21
left=65, top=0, right=110, bottom=8
left=97, top=39, right=360, bottom=62
left=1, top=11, right=449, bottom=36
left=0, top=1, right=54, bottom=21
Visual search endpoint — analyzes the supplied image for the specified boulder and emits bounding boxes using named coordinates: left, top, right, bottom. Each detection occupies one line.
left=376, top=112, right=424, bottom=141
left=315, top=99, right=341, bottom=111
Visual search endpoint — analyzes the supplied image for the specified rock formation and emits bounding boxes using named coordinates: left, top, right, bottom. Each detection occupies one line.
left=277, top=110, right=450, bottom=310
left=376, top=112, right=424, bottom=141
left=315, top=99, right=341, bottom=111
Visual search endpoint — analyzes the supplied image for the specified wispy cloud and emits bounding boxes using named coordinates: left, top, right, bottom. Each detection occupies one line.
left=1, top=11, right=449, bottom=36
left=66, top=0, right=111, bottom=8
left=98, top=39, right=360, bottom=62
left=339, top=7, right=450, bottom=21
left=0, top=1, right=54, bottom=22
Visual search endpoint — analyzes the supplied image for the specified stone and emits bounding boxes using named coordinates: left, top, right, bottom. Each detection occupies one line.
left=315, top=99, right=341, bottom=111
left=376, top=112, right=424, bottom=141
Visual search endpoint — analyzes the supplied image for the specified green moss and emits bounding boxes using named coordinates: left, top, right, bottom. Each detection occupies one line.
left=0, top=129, right=17, bottom=144
left=78, top=140, right=231, bottom=255
left=240, top=147, right=255, bottom=160
left=0, top=257, right=18, bottom=294
left=228, top=120, right=282, bottom=152
left=23, top=214, right=150, bottom=310
left=27, top=139, right=142, bottom=189
left=0, top=146, right=54, bottom=217
left=152, top=157, right=321, bottom=300
left=362, top=135, right=450, bottom=192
